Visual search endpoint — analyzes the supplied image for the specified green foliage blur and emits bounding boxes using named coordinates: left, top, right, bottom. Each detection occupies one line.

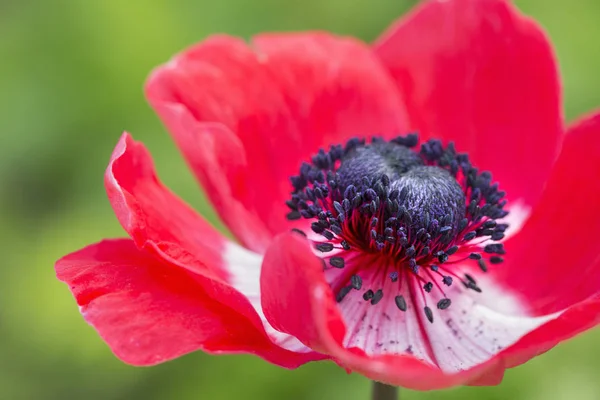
left=1, top=0, right=599, bottom=399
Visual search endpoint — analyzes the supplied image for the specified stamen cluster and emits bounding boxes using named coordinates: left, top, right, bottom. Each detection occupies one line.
left=285, top=134, right=508, bottom=323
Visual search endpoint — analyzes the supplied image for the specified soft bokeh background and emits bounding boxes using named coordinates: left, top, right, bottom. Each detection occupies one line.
left=1, top=0, right=599, bottom=399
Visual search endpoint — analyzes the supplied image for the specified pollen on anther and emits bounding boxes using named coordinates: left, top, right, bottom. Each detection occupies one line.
left=446, top=245, right=459, bottom=255
left=478, top=258, right=488, bottom=272
left=371, top=289, right=384, bottom=305
left=409, top=258, right=418, bottom=273
left=315, top=243, right=334, bottom=252
left=464, top=231, right=476, bottom=241
left=484, top=243, right=505, bottom=254
left=286, top=211, right=302, bottom=220
left=424, top=306, right=434, bottom=323
left=395, top=295, right=407, bottom=311
left=336, top=286, right=352, bottom=302
left=351, top=275, right=363, bottom=290
left=437, top=298, right=452, bottom=310
left=330, top=257, right=345, bottom=268
left=322, top=230, right=334, bottom=240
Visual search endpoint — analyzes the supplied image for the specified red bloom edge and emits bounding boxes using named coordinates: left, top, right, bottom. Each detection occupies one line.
left=55, top=133, right=326, bottom=368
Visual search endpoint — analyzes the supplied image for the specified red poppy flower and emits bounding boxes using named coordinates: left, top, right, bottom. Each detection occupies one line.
left=56, top=0, right=600, bottom=390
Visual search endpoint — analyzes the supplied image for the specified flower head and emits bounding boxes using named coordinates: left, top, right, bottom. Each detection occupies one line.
left=56, top=0, right=600, bottom=390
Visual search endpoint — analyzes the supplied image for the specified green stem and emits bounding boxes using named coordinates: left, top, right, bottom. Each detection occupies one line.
left=371, top=381, right=398, bottom=400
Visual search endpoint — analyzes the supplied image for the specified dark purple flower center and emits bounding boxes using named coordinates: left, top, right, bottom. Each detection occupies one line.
left=285, top=134, right=508, bottom=323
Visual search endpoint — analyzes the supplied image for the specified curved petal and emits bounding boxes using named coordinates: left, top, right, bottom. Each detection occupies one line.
left=260, top=233, right=506, bottom=390
left=104, top=133, right=323, bottom=364
left=105, top=132, right=226, bottom=280
left=261, top=233, right=600, bottom=388
left=146, top=34, right=409, bottom=252
left=261, top=232, right=345, bottom=352
left=373, top=0, right=563, bottom=209
left=332, top=265, right=557, bottom=372
left=55, top=239, right=319, bottom=367
left=496, top=112, right=600, bottom=314
left=499, top=293, right=600, bottom=369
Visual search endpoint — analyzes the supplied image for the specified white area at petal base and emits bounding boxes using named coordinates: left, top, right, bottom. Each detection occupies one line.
left=224, top=241, right=310, bottom=353
left=336, top=263, right=561, bottom=373
left=500, top=199, right=531, bottom=240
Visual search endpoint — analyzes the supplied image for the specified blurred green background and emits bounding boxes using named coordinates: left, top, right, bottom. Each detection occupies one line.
left=1, top=0, right=599, bottom=399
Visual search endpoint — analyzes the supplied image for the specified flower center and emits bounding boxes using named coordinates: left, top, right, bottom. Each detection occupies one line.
left=285, top=134, right=508, bottom=323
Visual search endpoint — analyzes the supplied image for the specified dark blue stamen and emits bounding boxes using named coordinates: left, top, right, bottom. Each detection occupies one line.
left=336, top=286, right=352, bottom=302
left=285, top=133, right=510, bottom=322
left=351, top=275, right=363, bottom=290
left=395, top=295, right=408, bottom=311
left=483, top=220, right=497, bottom=229
left=437, top=298, right=452, bottom=310
left=478, top=259, right=488, bottom=272
left=484, top=243, right=505, bottom=254
left=495, top=223, right=509, bottom=232
left=442, top=276, right=453, bottom=286
left=437, top=252, right=449, bottom=263
left=322, top=230, right=334, bottom=240
left=311, top=222, right=325, bottom=234
left=371, top=289, right=384, bottom=305
left=463, top=231, right=476, bottom=241
left=330, top=225, right=343, bottom=235
left=391, top=132, right=418, bottom=148
left=446, top=245, right=459, bottom=255
left=491, top=232, right=505, bottom=241
left=490, top=256, right=504, bottom=264
left=409, top=258, right=418, bottom=273
left=363, top=289, right=374, bottom=301
left=330, top=257, right=345, bottom=268
left=315, top=243, right=334, bottom=252
left=286, top=210, right=301, bottom=220
left=464, top=280, right=482, bottom=293
left=424, top=306, right=434, bottom=323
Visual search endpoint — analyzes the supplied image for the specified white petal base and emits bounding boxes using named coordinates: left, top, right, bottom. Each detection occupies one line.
left=337, top=265, right=561, bottom=372
left=224, top=241, right=311, bottom=353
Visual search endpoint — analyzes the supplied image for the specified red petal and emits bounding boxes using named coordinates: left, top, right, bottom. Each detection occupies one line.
left=260, top=232, right=345, bottom=351
left=498, top=294, right=600, bottom=369
left=146, top=34, right=408, bottom=251
left=374, top=0, right=563, bottom=208
left=261, top=233, right=600, bottom=388
left=56, top=239, right=319, bottom=367
left=105, top=132, right=325, bottom=361
left=105, top=132, right=227, bottom=279
left=260, top=232, right=504, bottom=390
left=497, top=112, right=600, bottom=314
